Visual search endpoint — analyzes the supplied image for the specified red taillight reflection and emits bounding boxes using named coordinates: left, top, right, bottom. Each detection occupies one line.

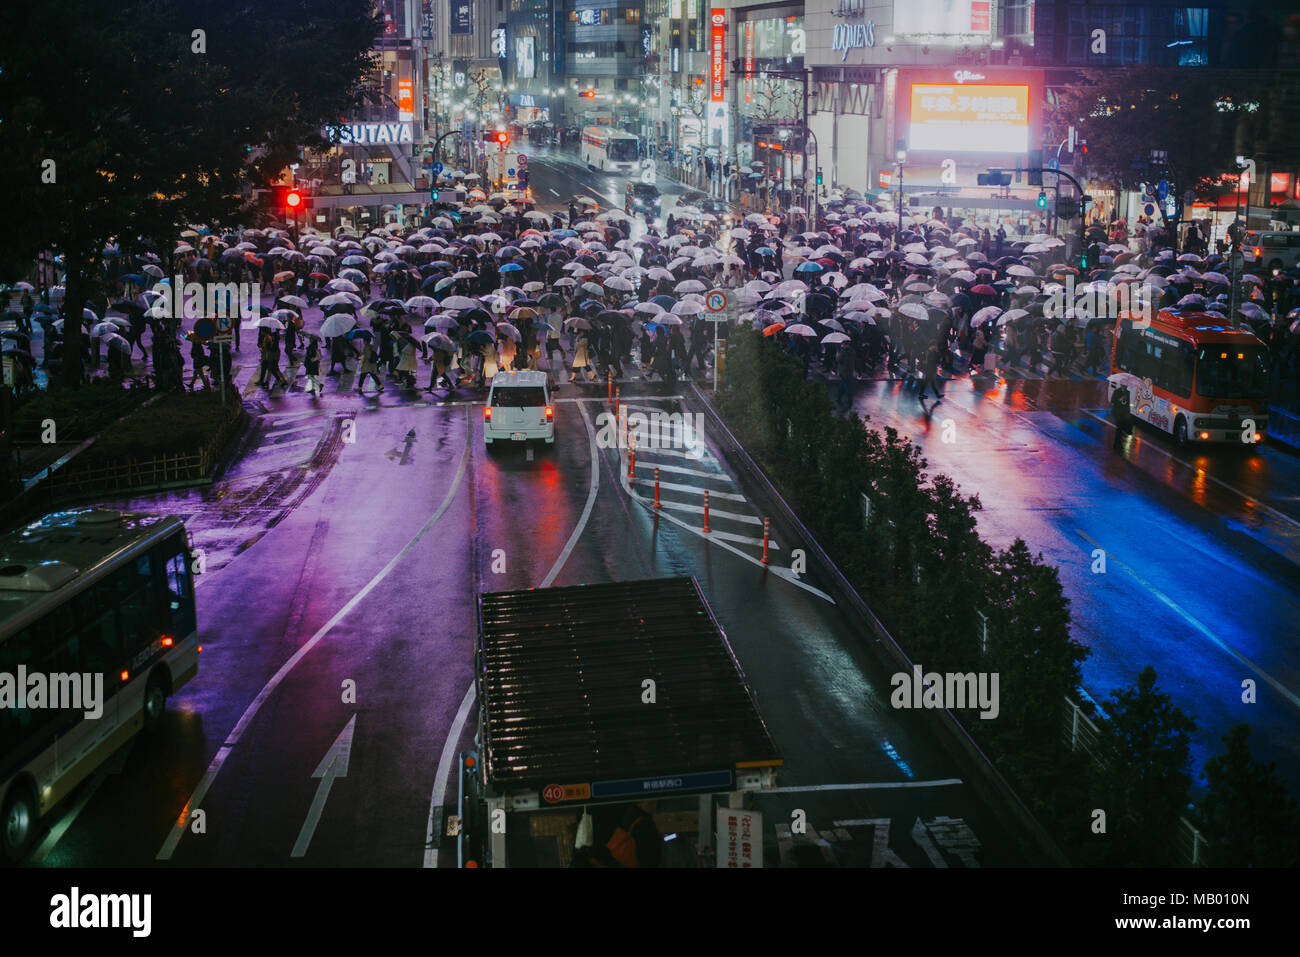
left=161, top=636, right=174, bottom=647
left=484, top=407, right=492, bottom=420
left=544, top=406, right=553, bottom=420
left=120, top=670, right=130, bottom=682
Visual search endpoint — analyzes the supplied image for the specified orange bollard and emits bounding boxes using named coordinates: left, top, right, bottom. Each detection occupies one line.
left=703, top=490, right=711, bottom=533
left=607, top=370, right=613, bottom=399
left=615, top=386, right=620, bottom=407
left=629, top=449, right=636, bottom=482
left=654, top=467, right=661, bottom=508
left=761, top=517, right=770, bottom=563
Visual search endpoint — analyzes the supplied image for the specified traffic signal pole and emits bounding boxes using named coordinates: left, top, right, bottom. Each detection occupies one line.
left=1013, top=167, right=1091, bottom=270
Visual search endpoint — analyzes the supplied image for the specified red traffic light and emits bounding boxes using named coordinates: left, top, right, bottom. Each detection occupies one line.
left=492, top=131, right=508, bottom=145
left=285, top=190, right=302, bottom=208
left=580, top=90, right=595, bottom=98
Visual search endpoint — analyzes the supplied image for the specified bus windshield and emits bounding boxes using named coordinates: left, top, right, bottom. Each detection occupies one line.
left=1196, top=345, right=1270, bottom=398
left=609, top=138, right=638, bottom=162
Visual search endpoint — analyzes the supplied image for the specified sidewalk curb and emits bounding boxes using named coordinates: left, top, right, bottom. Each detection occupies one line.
left=689, top=381, right=1070, bottom=867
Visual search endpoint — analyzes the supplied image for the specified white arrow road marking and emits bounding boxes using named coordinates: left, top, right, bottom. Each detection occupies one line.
left=291, top=716, right=357, bottom=858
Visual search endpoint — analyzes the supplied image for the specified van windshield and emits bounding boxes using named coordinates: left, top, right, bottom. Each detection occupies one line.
left=491, top=386, right=548, bottom=407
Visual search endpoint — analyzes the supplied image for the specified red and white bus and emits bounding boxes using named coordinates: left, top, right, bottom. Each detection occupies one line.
left=1109, top=308, right=1270, bottom=446
left=580, top=126, right=639, bottom=173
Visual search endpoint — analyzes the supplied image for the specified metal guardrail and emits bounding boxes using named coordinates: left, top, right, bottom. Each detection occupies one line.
left=1062, top=697, right=1208, bottom=866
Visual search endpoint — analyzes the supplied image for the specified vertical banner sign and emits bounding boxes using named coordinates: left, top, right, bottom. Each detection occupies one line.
left=397, top=80, right=414, bottom=121
left=710, top=10, right=726, bottom=102
left=716, top=808, right=762, bottom=867
left=970, top=1, right=991, bottom=32
left=744, top=21, right=754, bottom=102
left=450, top=0, right=472, bottom=35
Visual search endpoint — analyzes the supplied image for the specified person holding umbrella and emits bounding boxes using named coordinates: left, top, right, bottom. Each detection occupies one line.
left=303, top=338, right=323, bottom=396
left=357, top=340, right=383, bottom=393
left=186, top=333, right=211, bottom=391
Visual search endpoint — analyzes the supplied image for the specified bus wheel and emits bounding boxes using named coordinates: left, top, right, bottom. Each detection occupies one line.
left=2, top=785, right=37, bottom=862
left=143, top=671, right=168, bottom=731
left=1173, top=416, right=1189, bottom=446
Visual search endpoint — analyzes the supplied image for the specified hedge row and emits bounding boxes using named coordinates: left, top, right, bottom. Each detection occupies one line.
left=74, top=387, right=241, bottom=469
left=11, top=377, right=150, bottom=443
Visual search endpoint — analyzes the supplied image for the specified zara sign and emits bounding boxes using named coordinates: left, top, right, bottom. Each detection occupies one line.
left=831, top=20, right=875, bottom=60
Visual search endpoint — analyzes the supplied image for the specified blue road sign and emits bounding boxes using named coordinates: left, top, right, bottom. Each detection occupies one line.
left=431, top=161, right=444, bottom=174
left=1157, top=179, right=1169, bottom=199
left=507, top=168, right=516, bottom=177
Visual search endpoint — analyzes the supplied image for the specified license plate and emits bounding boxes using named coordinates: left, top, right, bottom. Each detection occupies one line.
left=511, top=432, right=527, bottom=441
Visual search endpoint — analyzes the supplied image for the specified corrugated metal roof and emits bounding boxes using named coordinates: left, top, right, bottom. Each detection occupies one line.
left=476, top=577, right=780, bottom=797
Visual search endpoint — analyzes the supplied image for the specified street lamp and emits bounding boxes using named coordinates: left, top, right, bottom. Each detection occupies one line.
left=1230, top=154, right=1250, bottom=321
left=894, top=149, right=907, bottom=248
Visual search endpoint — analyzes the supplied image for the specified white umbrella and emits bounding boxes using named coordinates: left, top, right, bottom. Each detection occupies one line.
left=784, top=323, right=817, bottom=336
left=821, top=332, right=850, bottom=344
left=319, top=314, right=357, bottom=337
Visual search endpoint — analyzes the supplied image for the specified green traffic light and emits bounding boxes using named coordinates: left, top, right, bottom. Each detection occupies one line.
left=1037, top=191, right=1047, bottom=208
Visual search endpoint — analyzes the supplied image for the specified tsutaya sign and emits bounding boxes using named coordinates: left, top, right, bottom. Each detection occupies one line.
left=831, top=20, right=876, bottom=60
left=323, top=122, right=414, bottom=145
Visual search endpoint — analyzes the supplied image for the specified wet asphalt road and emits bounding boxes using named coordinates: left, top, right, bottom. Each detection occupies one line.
left=843, top=372, right=1300, bottom=795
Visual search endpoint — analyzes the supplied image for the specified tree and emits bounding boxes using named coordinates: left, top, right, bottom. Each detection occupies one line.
left=1194, top=723, right=1300, bottom=867
left=750, top=75, right=799, bottom=123
left=0, top=0, right=380, bottom=387
left=1052, top=68, right=1253, bottom=250
left=982, top=539, right=1086, bottom=758
left=1095, top=665, right=1196, bottom=865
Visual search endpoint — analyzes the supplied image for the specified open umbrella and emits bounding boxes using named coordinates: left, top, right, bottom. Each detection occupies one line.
left=319, top=314, right=357, bottom=338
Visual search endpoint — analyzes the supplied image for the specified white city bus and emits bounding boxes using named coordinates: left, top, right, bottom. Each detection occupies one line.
left=580, top=126, right=640, bottom=173
left=0, top=508, right=199, bottom=860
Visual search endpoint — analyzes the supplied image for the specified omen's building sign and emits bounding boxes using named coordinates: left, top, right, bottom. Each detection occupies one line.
left=831, top=20, right=876, bottom=60
left=323, top=122, right=414, bottom=145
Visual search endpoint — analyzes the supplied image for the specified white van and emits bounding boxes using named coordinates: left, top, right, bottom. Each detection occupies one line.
left=484, top=370, right=554, bottom=446
left=1241, top=230, right=1300, bottom=272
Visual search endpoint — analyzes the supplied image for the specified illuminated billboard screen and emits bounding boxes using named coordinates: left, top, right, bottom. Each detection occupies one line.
left=908, top=83, right=1030, bottom=152
left=894, top=0, right=992, bottom=37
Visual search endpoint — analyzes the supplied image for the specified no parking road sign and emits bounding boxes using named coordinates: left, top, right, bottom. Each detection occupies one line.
left=705, top=289, right=728, bottom=312
left=517, top=154, right=528, bottom=168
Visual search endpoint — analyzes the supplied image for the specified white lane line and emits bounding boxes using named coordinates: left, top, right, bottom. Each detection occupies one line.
left=1075, top=529, right=1300, bottom=712
left=158, top=407, right=472, bottom=861
left=697, top=527, right=781, bottom=550
left=264, top=423, right=321, bottom=438
left=424, top=402, right=601, bottom=867
left=763, top=778, right=963, bottom=795
left=656, top=500, right=763, bottom=525
left=633, top=445, right=721, bottom=463
left=423, top=682, right=477, bottom=868
left=632, top=476, right=747, bottom=501
left=549, top=188, right=561, bottom=197
left=1079, top=410, right=1300, bottom=532
left=264, top=409, right=333, bottom=425
left=631, top=459, right=728, bottom=480
left=554, top=395, right=685, bottom=404
left=622, top=466, right=834, bottom=603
